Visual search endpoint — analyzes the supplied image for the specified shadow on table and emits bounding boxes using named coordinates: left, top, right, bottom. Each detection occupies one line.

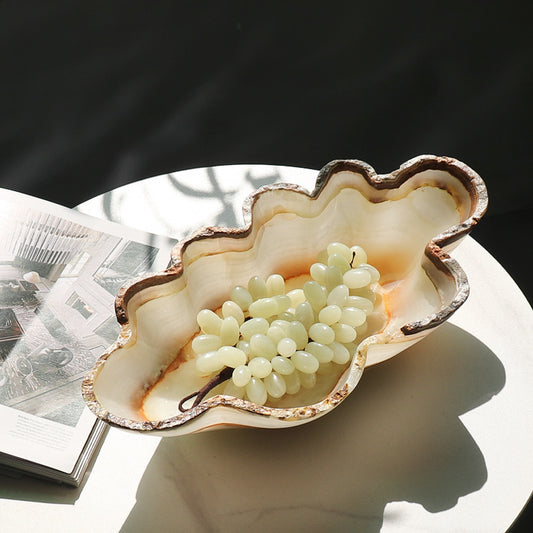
left=117, top=322, right=505, bottom=532
left=86, top=165, right=293, bottom=241
left=0, top=465, right=86, bottom=505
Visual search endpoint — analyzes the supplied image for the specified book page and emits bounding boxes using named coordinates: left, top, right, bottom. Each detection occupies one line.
left=0, top=188, right=175, bottom=473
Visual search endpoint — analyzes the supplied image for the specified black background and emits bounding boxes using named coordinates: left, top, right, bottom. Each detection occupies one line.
left=0, top=1, right=531, bottom=529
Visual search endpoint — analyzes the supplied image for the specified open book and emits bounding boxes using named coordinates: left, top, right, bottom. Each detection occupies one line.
left=0, top=188, right=175, bottom=486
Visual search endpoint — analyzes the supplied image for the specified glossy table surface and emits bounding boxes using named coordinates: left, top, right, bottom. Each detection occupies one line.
left=1, top=165, right=532, bottom=533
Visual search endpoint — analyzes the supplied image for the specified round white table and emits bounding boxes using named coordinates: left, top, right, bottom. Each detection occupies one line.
left=1, top=165, right=532, bottom=532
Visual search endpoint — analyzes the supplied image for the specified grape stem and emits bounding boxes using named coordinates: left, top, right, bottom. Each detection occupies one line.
left=350, top=251, right=356, bottom=268
left=178, top=366, right=233, bottom=412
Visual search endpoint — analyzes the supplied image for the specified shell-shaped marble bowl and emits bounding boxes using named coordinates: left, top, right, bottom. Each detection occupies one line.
left=82, top=155, right=487, bottom=436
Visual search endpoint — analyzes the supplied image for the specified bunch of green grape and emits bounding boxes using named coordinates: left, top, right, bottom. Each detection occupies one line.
left=191, top=242, right=380, bottom=405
